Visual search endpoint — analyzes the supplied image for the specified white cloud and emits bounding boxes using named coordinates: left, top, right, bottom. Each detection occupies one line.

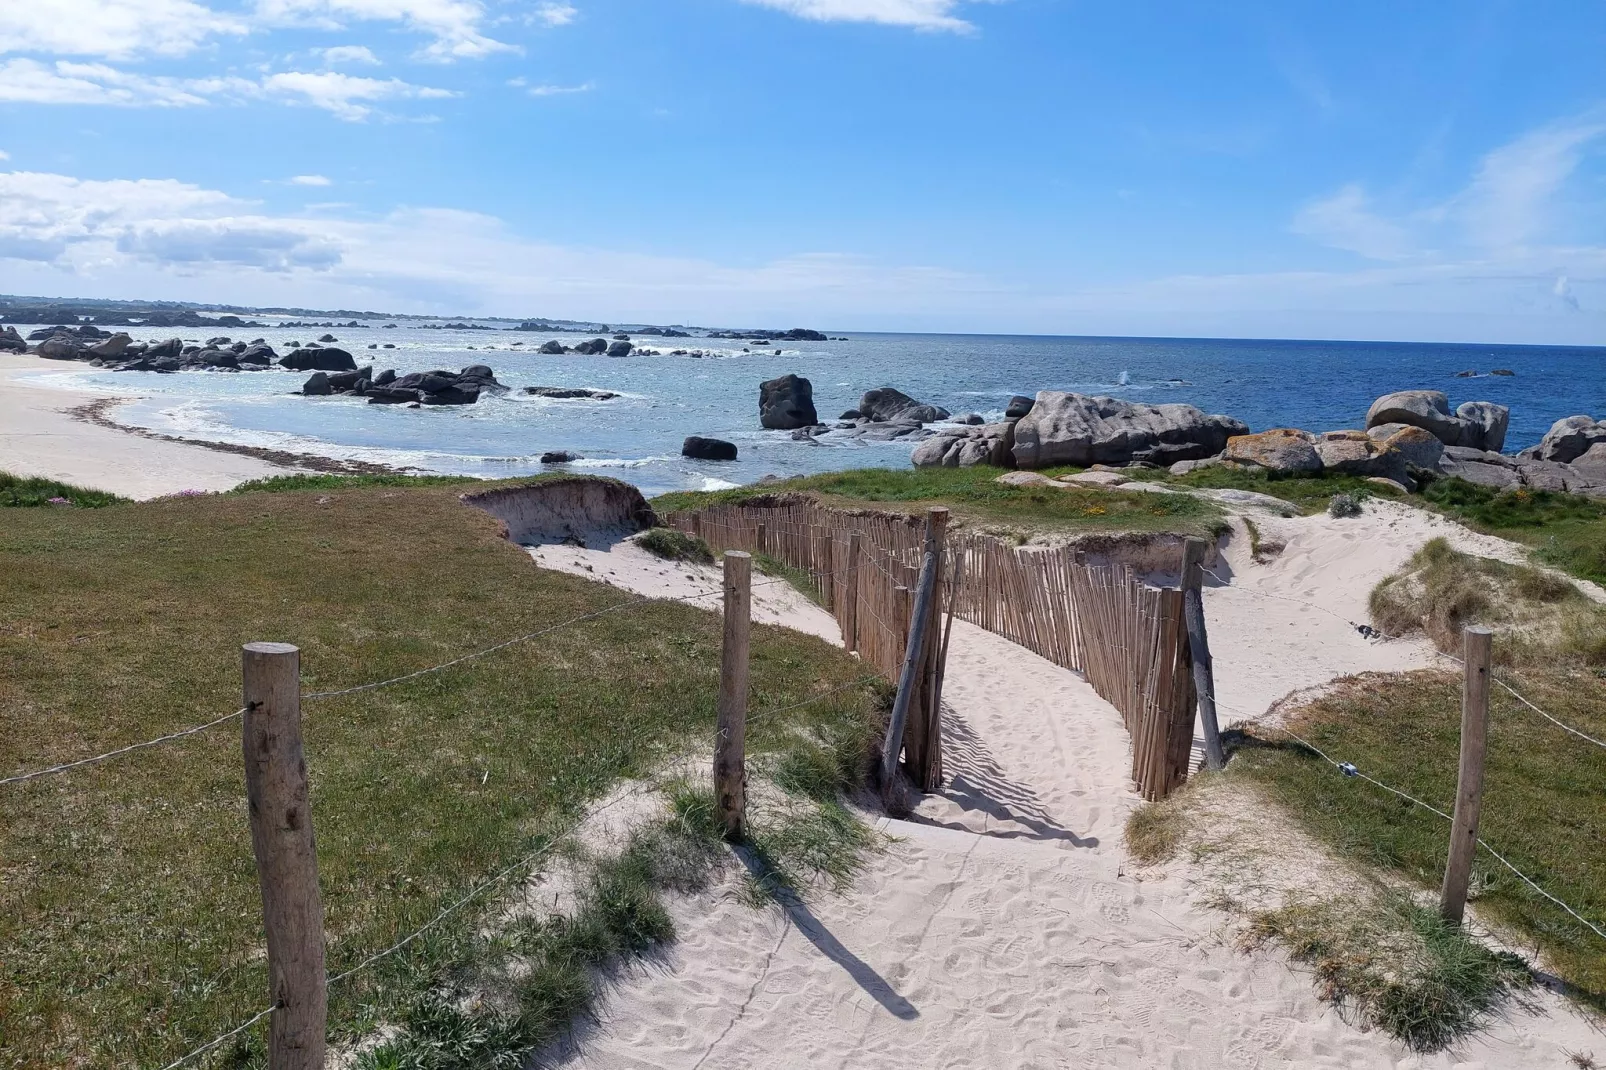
left=0, top=0, right=246, bottom=59
left=1290, top=184, right=1414, bottom=260
left=738, top=0, right=977, bottom=32
left=0, top=59, right=452, bottom=120
left=3, top=165, right=1600, bottom=344
left=1294, top=109, right=1606, bottom=263
left=289, top=174, right=332, bottom=185
left=317, top=44, right=381, bottom=65
left=0, top=58, right=231, bottom=107
left=0, top=150, right=11, bottom=160
left=532, top=2, right=576, bottom=26
left=1455, top=113, right=1606, bottom=249
left=254, top=0, right=517, bottom=60
left=261, top=70, right=455, bottom=119
left=526, top=81, right=592, bottom=97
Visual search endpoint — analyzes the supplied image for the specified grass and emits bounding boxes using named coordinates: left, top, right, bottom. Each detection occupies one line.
left=1232, top=670, right=1606, bottom=1012
left=635, top=527, right=715, bottom=565
left=228, top=473, right=486, bottom=495
left=1123, top=793, right=1187, bottom=865
left=653, top=465, right=1226, bottom=539
left=1370, top=537, right=1606, bottom=666
left=753, top=552, right=826, bottom=607
left=1419, top=477, right=1606, bottom=586
left=0, top=470, right=124, bottom=508
left=0, top=476, right=885, bottom=1068
left=1244, top=893, right=1530, bottom=1052
left=1123, top=464, right=1406, bottom=515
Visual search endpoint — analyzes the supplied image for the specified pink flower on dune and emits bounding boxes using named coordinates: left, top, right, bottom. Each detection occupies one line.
left=47, top=497, right=72, bottom=506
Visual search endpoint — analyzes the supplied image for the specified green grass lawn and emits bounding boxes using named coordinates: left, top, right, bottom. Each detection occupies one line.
left=1121, top=464, right=1408, bottom=515
left=653, top=465, right=1226, bottom=538
left=0, top=477, right=882, bottom=1067
left=1417, top=477, right=1606, bottom=586
left=1232, top=669, right=1606, bottom=1012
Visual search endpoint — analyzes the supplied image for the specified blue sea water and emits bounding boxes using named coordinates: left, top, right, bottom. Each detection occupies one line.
left=12, top=323, right=1605, bottom=496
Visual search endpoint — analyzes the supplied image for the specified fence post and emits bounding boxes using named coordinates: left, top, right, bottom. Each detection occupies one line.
left=1441, top=626, right=1493, bottom=924
left=715, top=551, right=752, bottom=840
left=906, top=507, right=950, bottom=791
left=241, top=642, right=326, bottom=1070
left=843, top=530, right=862, bottom=653
left=880, top=540, right=941, bottom=804
left=756, top=522, right=767, bottom=557
left=1180, top=538, right=1224, bottom=771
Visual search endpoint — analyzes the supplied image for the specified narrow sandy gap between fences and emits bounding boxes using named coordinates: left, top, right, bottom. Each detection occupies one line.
left=524, top=526, right=1600, bottom=1069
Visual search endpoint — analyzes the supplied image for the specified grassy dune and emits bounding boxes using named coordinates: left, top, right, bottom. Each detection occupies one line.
left=0, top=477, right=882, bottom=1067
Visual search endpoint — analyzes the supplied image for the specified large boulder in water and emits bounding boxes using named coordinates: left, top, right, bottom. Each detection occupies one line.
left=859, top=386, right=949, bottom=424
left=912, top=421, right=1015, bottom=468
left=1012, top=391, right=1248, bottom=469
left=87, top=333, right=132, bottom=359
left=759, top=373, right=818, bottom=430
left=280, top=346, right=357, bottom=372
left=1519, top=415, right=1606, bottom=464
left=1005, top=395, right=1035, bottom=419
left=1223, top=429, right=1321, bottom=473
left=682, top=436, right=737, bottom=461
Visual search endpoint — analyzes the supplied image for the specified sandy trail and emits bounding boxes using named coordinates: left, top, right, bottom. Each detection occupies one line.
left=0, top=355, right=288, bottom=497
left=525, top=524, right=1601, bottom=1069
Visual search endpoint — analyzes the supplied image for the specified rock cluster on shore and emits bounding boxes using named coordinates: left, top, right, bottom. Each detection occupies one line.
left=900, top=383, right=1605, bottom=499
left=303, top=363, right=507, bottom=406
left=15, top=325, right=293, bottom=373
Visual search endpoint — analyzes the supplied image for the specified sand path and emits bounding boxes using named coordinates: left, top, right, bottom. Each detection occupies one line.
left=529, top=526, right=1602, bottom=1069
left=0, top=355, right=289, bottom=498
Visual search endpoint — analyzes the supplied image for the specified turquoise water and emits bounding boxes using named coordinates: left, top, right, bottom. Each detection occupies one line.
left=12, top=323, right=1604, bottom=495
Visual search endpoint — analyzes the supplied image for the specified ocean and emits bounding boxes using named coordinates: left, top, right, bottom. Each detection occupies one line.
left=12, top=323, right=1605, bottom=496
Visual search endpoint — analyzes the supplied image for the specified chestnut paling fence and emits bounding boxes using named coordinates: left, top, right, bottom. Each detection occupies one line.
left=668, top=500, right=1197, bottom=802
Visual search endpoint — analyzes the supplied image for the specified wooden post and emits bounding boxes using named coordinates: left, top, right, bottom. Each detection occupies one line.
left=843, top=531, right=862, bottom=653
left=714, top=551, right=752, bottom=840
left=1180, top=538, right=1224, bottom=771
left=1441, top=626, right=1493, bottom=924
left=881, top=543, right=942, bottom=803
left=241, top=642, right=326, bottom=1070
left=756, top=522, right=767, bottom=557
left=906, top=508, right=950, bottom=791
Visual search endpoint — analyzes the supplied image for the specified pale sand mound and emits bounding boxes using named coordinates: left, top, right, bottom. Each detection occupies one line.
left=530, top=529, right=1600, bottom=1069
left=0, top=356, right=287, bottom=497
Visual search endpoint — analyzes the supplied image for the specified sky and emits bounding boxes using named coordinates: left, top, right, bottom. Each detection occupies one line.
left=0, top=0, right=1603, bottom=343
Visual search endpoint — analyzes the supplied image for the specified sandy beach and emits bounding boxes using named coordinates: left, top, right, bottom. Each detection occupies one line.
left=0, top=354, right=292, bottom=498
left=528, top=519, right=1603, bottom=1069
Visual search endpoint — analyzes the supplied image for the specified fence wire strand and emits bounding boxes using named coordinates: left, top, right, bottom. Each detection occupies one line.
left=157, top=1003, right=279, bottom=1070
left=0, top=707, right=248, bottom=788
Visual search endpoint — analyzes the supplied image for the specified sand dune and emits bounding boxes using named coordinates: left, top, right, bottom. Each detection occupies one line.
left=530, top=520, right=1601, bottom=1069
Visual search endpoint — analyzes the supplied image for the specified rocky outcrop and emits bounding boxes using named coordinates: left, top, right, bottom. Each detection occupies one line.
left=0, top=326, right=25, bottom=352
left=912, top=421, right=1015, bottom=468
left=524, top=386, right=618, bottom=400
left=683, top=436, right=737, bottom=461
left=540, top=450, right=580, bottom=464
left=606, top=340, right=633, bottom=357
left=1364, top=390, right=1508, bottom=452
left=1223, top=429, right=1322, bottom=474
left=572, top=338, right=610, bottom=355
left=1438, top=445, right=1606, bottom=497
left=858, top=387, right=949, bottom=424
left=1366, top=424, right=1444, bottom=470
left=1005, top=395, right=1035, bottom=419
left=539, top=340, right=566, bottom=354
left=1012, top=391, right=1248, bottom=469
left=1519, top=415, right=1606, bottom=464
left=759, top=374, right=819, bottom=430
left=279, top=346, right=357, bottom=372
left=1313, top=431, right=1411, bottom=484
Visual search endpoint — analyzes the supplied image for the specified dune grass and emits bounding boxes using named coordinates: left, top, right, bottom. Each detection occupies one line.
left=652, top=465, right=1226, bottom=539
left=1122, top=464, right=1407, bottom=515
left=1232, top=669, right=1606, bottom=1013
left=0, top=477, right=884, bottom=1068
left=1370, top=537, right=1606, bottom=665
left=1418, top=477, right=1606, bottom=586
left=635, top=527, right=715, bottom=565
left=0, top=470, right=124, bottom=508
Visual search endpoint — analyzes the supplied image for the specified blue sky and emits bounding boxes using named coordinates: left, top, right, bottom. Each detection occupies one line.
left=1, top=0, right=1603, bottom=342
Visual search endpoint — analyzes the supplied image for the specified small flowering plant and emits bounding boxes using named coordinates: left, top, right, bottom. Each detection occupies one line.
left=47, top=496, right=73, bottom=506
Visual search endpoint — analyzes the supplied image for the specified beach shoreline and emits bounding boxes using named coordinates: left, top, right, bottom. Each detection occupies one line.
left=0, top=355, right=406, bottom=498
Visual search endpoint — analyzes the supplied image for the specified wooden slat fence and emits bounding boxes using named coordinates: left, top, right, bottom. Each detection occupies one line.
left=671, top=500, right=1195, bottom=801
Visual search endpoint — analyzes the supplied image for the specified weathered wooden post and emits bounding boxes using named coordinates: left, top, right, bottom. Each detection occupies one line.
left=1180, top=538, right=1224, bottom=771
left=906, top=508, right=950, bottom=791
left=242, top=642, right=326, bottom=1070
left=880, top=511, right=945, bottom=804
left=1441, top=626, right=1493, bottom=924
left=714, top=551, right=752, bottom=840
left=756, top=521, right=767, bottom=557
left=814, top=528, right=834, bottom=610
left=843, top=530, right=862, bottom=653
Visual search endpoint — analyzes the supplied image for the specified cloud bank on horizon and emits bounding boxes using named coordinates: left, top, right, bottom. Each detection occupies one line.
left=0, top=0, right=1601, bottom=343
